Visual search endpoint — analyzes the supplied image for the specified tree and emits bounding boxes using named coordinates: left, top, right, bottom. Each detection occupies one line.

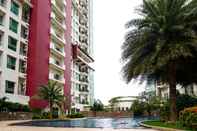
left=33, top=81, right=65, bottom=119
left=90, top=99, right=104, bottom=112
left=122, top=0, right=197, bottom=122
left=131, top=100, right=145, bottom=116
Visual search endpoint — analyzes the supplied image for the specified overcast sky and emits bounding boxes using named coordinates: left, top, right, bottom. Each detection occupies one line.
left=93, top=0, right=144, bottom=105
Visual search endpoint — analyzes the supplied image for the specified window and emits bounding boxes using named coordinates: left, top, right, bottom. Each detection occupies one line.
left=7, top=55, right=16, bottom=70
left=0, top=14, right=4, bottom=25
left=8, top=36, right=17, bottom=51
left=9, top=18, right=18, bottom=33
left=0, top=33, right=3, bottom=47
left=54, top=74, right=60, bottom=80
left=22, top=4, right=30, bottom=22
left=21, top=25, right=28, bottom=39
left=18, top=78, right=25, bottom=95
left=19, top=59, right=26, bottom=73
left=19, top=42, right=27, bottom=56
left=5, top=80, right=15, bottom=94
left=10, top=1, right=19, bottom=16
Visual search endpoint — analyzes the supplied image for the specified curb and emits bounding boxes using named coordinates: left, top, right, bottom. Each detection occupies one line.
left=139, top=121, right=186, bottom=131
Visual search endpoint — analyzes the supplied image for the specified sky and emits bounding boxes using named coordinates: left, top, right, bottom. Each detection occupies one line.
left=93, top=0, right=145, bottom=105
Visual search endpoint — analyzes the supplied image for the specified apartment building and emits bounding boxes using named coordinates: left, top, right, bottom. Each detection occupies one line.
left=156, top=81, right=197, bottom=100
left=71, top=0, right=94, bottom=112
left=0, top=0, right=94, bottom=112
left=0, top=0, right=31, bottom=105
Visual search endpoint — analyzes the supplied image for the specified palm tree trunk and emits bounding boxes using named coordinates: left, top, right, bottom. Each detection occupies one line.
left=169, top=61, right=177, bottom=122
left=49, top=101, right=53, bottom=119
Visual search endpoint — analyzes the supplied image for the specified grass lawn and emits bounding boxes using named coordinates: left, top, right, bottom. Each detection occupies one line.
left=143, top=120, right=192, bottom=131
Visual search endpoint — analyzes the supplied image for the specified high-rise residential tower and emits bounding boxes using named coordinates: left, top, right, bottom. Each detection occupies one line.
left=0, top=0, right=32, bottom=105
left=71, top=0, right=94, bottom=112
left=0, top=0, right=94, bottom=112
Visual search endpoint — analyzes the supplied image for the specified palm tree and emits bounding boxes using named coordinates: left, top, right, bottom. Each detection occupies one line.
left=34, top=81, right=65, bottom=119
left=122, top=0, right=197, bottom=122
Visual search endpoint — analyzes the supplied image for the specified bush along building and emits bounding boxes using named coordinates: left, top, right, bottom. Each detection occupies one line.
left=0, top=0, right=94, bottom=113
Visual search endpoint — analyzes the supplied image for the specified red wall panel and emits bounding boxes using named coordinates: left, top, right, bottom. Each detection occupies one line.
left=26, top=0, right=51, bottom=108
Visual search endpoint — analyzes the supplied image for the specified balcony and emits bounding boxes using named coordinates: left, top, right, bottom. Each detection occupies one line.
left=51, top=0, right=66, bottom=19
left=79, top=26, right=88, bottom=35
left=79, top=76, right=89, bottom=83
left=50, top=28, right=65, bottom=46
left=79, top=99, right=89, bottom=105
left=22, top=3, right=31, bottom=24
left=51, top=12, right=66, bottom=31
left=50, top=43, right=65, bottom=58
left=21, top=25, right=29, bottom=40
left=19, top=42, right=27, bottom=57
left=0, top=51, right=2, bottom=72
left=79, top=86, right=89, bottom=92
left=19, top=59, right=27, bottom=75
left=72, top=45, right=94, bottom=66
left=79, top=67, right=88, bottom=75
left=0, top=31, right=3, bottom=51
left=18, top=0, right=32, bottom=7
left=49, top=72, right=65, bottom=85
left=78, top=3, right=88, bottom=15
left=18, top=77, right=26, bottom=96
left=49, top=57, right=65, bottom=72
left=157, top=81, right=168, bottom=89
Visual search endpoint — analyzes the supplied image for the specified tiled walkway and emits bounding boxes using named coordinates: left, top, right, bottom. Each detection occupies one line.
left=0, top=121, right=158, bottom=131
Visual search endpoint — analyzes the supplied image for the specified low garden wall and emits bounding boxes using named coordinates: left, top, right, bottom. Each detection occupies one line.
left=81, top=111, right=133, bottom=118
left=0, top=112, right=32, bottom=121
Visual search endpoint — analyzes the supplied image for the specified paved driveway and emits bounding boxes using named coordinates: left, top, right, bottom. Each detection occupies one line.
left=0, top=121, right=158, bottom=131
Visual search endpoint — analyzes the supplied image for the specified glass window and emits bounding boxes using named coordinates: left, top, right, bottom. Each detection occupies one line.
left=5, top=80, right=15, bottom=94
left=18, top=78, right=25, bottom=95
left=7, top=55, right=16, bottom=70
left=9, top=18, right=18, bottom=33
left=8, top=36, right=17, bottom=51
left=0, top=14, right=4, bottom=25
left=10, top=0, right=19, bottom=16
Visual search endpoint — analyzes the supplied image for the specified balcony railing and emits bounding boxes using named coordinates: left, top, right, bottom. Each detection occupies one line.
left=49, top=72, right=65, bottom=84
left=79, top=86, right=89, bottom=92
left=50, top=43, right=65, bottom=57
left=49, top=57, right=65, bottom=71
left=72, top=44, right=94, bottom=64
left=51, top=0, right=66, bottom=18
left=51, top=12, right=66, bottom=31
left=79, top=100, right=89, bottom=105
left=50, top=28, right=65, bottom=46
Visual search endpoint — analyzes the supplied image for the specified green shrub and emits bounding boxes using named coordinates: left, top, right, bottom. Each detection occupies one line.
left=160, top=102, right=170, bottom=122
left=90, top=100, right=104, bottom=112
left=0, top=99, right=30, bottom=112
left=32, top=114, right=42, bottom=119
left=67, top=113, right=84, bottom=118
left=179, top=106, right=197, bottom=129
left=31, top=108, right=42, bottom=114
left=32, top=112, right=51, bottom=119
left=177, top=94, right=197, bottom=113
left=159, top=94, right=197, bottom=122
left=131, top=100, right=146, bottom=116
left=41, top=112, right=51, bottom=119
